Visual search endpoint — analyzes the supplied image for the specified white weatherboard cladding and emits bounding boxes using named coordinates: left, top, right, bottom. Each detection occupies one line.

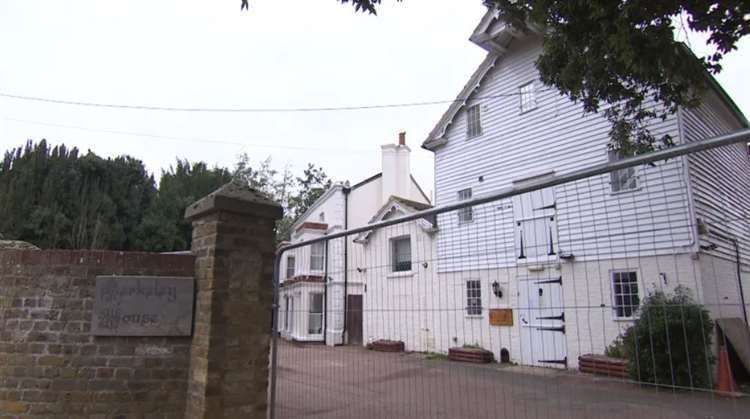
left=682, top=92, right=750, bottom=267
left=562, top=254, right=703, bottom=369
left=433, top=35, right=692, bottom=273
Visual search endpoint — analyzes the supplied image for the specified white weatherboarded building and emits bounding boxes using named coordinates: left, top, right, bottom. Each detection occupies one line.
left=278, top=133, right=431, bottom=345
left=368, top=6, right=750, bottom=369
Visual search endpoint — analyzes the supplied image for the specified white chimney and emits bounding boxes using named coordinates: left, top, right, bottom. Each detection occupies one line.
left=381, top=132, right=411, bottom=204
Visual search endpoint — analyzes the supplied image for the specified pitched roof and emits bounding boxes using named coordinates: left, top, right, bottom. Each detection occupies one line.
left=353, top=195, right=435, bottom=243
left=423, top=10, right=748, bottom=152
left=422, top=53, right=500, bottom=151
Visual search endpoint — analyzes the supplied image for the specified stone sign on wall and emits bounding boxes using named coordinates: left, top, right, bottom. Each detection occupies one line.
left=93, top=276, right=194, bottom=336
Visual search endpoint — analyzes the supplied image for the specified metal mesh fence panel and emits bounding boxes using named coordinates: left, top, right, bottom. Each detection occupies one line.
left=270, top=130, right=750, bottom=419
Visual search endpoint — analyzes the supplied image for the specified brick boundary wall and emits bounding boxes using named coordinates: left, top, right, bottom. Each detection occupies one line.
left=0, top=249, right=195, bottom=418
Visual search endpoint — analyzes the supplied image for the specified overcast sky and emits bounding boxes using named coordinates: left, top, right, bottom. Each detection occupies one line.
left=1, top=1, right=748, bottom=199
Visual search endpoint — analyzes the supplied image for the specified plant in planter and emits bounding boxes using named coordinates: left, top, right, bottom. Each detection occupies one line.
left=604, top=336, right=629, bottom=360
left=621, top=286, right=715, bottom=389
left=449, top=343, right=494, bottom=363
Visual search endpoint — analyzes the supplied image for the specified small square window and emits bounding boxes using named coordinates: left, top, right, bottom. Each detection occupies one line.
left=457, top=188, right=473, bottom=223
left=391, top=236, right=411, bottom=272
left=608, top=150, right=637, bottom=192
left=612, top=271, right=640, bottom=318
left=466, top=105, right=482, bottom=138
left=286, top=255, right=296, bottom=278
left=519, top=82, right=536, bottom=113
left=466, top=280, right=482, bottom=316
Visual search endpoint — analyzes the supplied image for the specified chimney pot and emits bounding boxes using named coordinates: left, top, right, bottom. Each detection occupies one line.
left=398, top=132, right=406, bottom=146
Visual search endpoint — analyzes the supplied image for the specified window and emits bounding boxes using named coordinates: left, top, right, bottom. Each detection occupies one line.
left=391, top=236, right=412, bottom=272
left=612, top=271, right=640, bottom=318
left=609, top=150, right=637, bottom=192
left=286, top=255, right=296, bottom=278
left=466, top=280, right=482, bottom=316
left=308, top=293, right=324, bottom=335
left=466, top=104, right=482, bottom=138
left=519, top=82, right=536, bottom=113
left=457, top=188, right=473, bottom=223
left=310, top=242, right=325, bottom=271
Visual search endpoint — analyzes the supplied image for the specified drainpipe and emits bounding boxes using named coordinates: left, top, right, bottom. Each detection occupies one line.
left=341, top=186, right=351, bottom=344
left=323, top=239, right=329, bottom=344
left=733, top=239, right=749, bottom=326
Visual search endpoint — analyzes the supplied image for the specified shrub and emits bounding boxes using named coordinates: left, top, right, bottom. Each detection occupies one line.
left=604, top=336, right=628, bottom=359
left=622, top=286, right=715, bottom=389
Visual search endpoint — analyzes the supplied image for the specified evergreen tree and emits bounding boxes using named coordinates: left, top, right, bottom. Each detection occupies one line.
left=0, top=140, right=156, bottom=250
left=135, top=160, right=233, bottom=252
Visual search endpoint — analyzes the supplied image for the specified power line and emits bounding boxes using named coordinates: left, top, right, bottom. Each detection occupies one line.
left=3, top=117, right=432, bottom=157
left=0, top=89, right=551, bottom=113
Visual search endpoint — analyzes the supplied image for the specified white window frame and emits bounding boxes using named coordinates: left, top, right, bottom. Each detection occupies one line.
left=286, top=255, right=296, bottom=279
left=308, top=292, right=324, bottom=335
left=390, top=236, right=412, bottom=273
left=519, top=81, right=537, bottom=113
left=611, top=270, right=640, bottom=319
left=466, top=104, right=482, bottom=138
left=457, top=188, right=473, bottom=223
left=310, top=242, right=325, bottom=272
left=608, top=150, right=638, bottom=193
left=466, top=280, right=482, bottom=316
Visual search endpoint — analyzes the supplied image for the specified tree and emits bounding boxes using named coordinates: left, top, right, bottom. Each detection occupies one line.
left=135, top=160, right=233, bottom=252
left=1, top=140, right=333, bottom=250
left=288, top=164, right=333, bottom=220
left=243, top=1, right=747, bottom=154
left=490, top=0, right=748, bottom=155
left=233, top=156, right=332, bottom=243
left=0, top=140, right=156, bottom=250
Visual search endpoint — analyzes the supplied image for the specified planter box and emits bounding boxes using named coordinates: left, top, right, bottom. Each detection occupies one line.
left=367, top=340, right=405, bottom=352
left=578, top=354, right=628, bottom=379
left=448, top=347, right=494, bottom=364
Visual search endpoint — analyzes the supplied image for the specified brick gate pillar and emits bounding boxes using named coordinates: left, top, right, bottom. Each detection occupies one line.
left=184, top=181, right=282, bottom=419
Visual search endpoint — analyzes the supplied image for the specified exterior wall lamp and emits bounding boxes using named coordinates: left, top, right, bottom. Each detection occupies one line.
left=492, top=281, right=503, bottom=298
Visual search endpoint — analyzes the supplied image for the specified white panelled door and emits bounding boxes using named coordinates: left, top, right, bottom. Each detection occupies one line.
left=518, top=276, right=567, bottom=368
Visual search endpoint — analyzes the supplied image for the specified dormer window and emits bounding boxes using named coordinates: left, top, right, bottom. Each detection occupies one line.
left=466, top=105, right=482, bottom=138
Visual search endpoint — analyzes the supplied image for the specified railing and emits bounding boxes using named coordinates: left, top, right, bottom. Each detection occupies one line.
left=270, top=128, right=750, bottom=419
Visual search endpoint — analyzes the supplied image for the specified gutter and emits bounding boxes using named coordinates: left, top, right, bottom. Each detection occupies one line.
left=341, top=186, right=351, bottom=344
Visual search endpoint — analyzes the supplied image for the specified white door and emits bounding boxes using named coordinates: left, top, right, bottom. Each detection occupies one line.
left=518, top=277, right=567, bottom=368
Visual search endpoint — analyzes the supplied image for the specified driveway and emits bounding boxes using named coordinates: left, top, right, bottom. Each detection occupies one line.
left=273, top=341, right=749, bottom=419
